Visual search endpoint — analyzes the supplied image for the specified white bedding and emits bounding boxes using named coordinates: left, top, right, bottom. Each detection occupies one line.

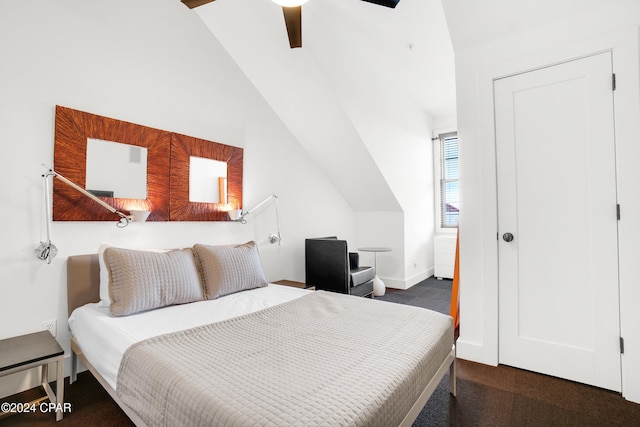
left=68, top=284, right=310, bottom=390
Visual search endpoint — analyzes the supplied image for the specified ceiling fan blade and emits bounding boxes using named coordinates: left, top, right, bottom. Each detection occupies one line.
left=181, top=0, right=216, bottom=9
left=282, top=6, right=302, bottom=49
left=361, top=0, right=400, bottom=8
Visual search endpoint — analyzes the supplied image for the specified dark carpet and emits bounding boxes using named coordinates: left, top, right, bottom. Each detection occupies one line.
left=380, top=277, right=640, bottom=426
left=2, top=277, right=640, bottom=426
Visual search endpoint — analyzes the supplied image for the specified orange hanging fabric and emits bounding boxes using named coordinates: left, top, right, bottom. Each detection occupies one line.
left=449, top=230, right=460, bottom=329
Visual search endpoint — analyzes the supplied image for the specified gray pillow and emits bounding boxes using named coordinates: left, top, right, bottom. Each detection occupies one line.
left=104, top=247, right=204, bottom=317
left=193, top=241, right=268, bottom=300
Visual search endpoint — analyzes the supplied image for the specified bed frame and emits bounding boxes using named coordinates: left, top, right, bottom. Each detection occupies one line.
left=66, top=254, right=456, bottom=427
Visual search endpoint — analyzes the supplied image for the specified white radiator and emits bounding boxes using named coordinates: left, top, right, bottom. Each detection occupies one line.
left=434, top=235, right=457, bottom=279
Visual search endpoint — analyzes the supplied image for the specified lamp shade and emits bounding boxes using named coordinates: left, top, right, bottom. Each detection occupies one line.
left=228, top=209, right=243, bottom=221
left=130, top=210, right=151, bottom=222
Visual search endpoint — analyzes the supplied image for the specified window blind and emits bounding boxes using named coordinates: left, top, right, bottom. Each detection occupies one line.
left=439, top=133, right=459, bottom=228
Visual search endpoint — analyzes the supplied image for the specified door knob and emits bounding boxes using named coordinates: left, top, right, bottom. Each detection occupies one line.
left=503, top=233, right=514, bottom=242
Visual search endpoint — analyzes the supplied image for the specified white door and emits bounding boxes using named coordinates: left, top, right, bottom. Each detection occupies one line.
left=495, top=52, right=621, bottom=392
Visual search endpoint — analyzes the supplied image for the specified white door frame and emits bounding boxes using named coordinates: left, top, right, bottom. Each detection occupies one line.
left=494, top=52, right=621, bottom=391
left=454, top=27, right=640, bottom=403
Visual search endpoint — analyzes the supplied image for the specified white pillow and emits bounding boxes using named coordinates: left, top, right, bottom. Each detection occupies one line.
left=104, top=247, right=204, bottom=317
left=98, top=243, right=112, bottom=307
left=98, top=243, right=170, bottom=307
left=192, top=241, right=268, bottom=300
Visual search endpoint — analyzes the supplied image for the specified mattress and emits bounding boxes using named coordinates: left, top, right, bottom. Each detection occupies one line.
left=68, top=283, right=310, bottom=390
left=116, top=290, right=453, bottom=427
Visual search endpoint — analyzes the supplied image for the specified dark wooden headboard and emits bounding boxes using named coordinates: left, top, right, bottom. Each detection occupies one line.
left=67, top=254, right=100, bottom=317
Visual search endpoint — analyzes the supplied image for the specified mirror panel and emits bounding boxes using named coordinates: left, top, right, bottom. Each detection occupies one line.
left=53, top=106, right=243, bottom=223
left=53, top=106, right=171, bottom=221
left=188, top=156, right=227, bottom=203
left=170, top=133, right=243, bottom=221
left=86, top=138, right=148, bottom=200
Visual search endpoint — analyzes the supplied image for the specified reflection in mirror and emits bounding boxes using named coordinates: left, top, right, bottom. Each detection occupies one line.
left=189, top=156, right=228, bottom=203
left=86, top=138, right=148, bottom=199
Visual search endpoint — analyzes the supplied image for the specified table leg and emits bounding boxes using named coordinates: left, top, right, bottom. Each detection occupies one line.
left=56, top=356, right=64, bottom=421
left=372, top=253, right=386, bottom=296
left=41, top=363, right=48, bottom=388
left=70, top=351, right=77, bottom=384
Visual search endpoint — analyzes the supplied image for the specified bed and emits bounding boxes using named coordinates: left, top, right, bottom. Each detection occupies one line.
left=66, top=243, right=456, bottom=427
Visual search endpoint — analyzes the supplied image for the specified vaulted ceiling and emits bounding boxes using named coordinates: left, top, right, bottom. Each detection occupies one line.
left=442, top=0, right=611, bottom=50
left=180, top=0, right=629, bottom=212
left=184, top=0, right=456, bottom=212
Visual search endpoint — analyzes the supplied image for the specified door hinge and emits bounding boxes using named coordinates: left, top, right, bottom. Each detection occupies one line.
left=620, top=337, right=625, bottom=354
left=612, top=73, right=617, bottom=91
left=617, top=204, right=621, bottom=220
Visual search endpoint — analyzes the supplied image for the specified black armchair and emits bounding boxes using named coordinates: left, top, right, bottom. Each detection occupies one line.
left=305, top=237, right=375, bottom=298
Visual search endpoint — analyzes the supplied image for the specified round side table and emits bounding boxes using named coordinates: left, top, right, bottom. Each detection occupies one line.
left=358, top=247, right=391, bottom=297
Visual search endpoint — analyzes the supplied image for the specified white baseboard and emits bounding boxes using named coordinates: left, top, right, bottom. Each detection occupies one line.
left=383, top=268, right=434, bottom=290
left=455, top=338, right=498, bottom=366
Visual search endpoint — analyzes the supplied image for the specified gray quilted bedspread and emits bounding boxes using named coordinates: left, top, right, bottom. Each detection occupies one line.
left=116, top=291, right=453, bottom=427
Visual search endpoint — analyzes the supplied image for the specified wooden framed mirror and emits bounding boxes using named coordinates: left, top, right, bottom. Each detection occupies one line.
left=170, top=133, right=243, bottom=221
left=53, top=106, right=171, bottom=221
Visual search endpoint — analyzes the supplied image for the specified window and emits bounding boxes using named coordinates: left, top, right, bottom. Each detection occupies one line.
left=434, top=131, right=459, bottom=229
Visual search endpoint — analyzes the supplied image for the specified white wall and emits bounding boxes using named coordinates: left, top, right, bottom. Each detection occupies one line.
left=349, top=89, right=437, bottom=289
left=0, top=0, right=357, bottom=398
left=351, top=101, right=436, bottom=289
left=355, top=212, right=404, bottom=287
left=448, top=2, right=640, bottom=403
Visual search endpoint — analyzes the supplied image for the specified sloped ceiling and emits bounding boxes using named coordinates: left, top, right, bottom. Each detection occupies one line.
left=184, top=0, right=616, bottom=213
left=187, top=0, right=456, bottom=212
left=443, top=0, right=612, bottom=50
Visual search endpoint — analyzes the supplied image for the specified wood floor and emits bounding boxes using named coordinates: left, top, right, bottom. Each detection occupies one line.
left=2, top=278, right=640, bottom=426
